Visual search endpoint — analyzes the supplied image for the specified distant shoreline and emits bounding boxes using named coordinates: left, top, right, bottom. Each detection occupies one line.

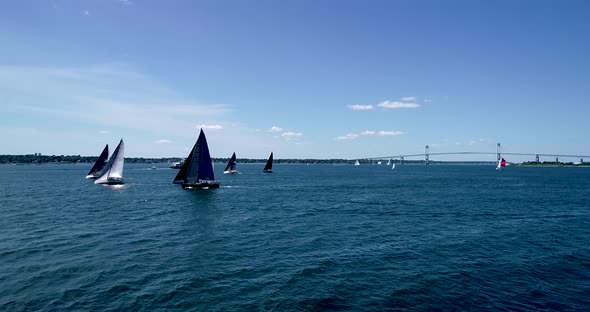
left=517, top=161, right=590, bottom=167
left=3, top=155, right=588, bottom=166
left=1, top=154, right=496, bottom=165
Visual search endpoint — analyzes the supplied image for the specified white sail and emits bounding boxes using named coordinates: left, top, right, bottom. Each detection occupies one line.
left=392, top=163, right=396, bottom=169
left=354, top=160, right=360, bottom=166
left=95, top=139, right=125, bottom=184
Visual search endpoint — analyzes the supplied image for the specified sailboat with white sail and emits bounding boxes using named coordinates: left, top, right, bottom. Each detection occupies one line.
left=86, top=144, right=109, bottom=179
left=173, top=129, right=219, bottom=189
left=95, top=139, right=125, bottom=185
left=354, top=160, right=360, bottom=166
left=263, top=152, right=273, bottom=173
left=223, top=152, right=238, bottom=174
left=496, top=157, right=507, bottom=170
left=392, top=163, right=396, bottom=169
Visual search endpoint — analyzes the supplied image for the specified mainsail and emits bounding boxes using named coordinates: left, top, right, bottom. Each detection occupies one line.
left=86, top=144, right=109, bottom=179
left=95, top=139, right=125, bottom=184
left=174, top=129, right=219, bottom=189
left=224, top=152, right=238, bottom=174
left=263, top=152, right=273, bottom=172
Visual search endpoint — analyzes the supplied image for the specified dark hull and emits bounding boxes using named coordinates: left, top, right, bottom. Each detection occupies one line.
left=182, top=182, right=220, bottom=190
left=263, top=170, right=273, bottom=173
left=96, top=178, right=124, bottom=185
left=100, top=181, right=124, bottom=185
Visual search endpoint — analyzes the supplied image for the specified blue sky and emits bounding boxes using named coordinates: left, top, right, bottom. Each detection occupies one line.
left=1, top=0, right=589, bottom=161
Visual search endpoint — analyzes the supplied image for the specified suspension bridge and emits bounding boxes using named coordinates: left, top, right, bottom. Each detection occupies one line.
left=363, top=144, right=589, bottom=164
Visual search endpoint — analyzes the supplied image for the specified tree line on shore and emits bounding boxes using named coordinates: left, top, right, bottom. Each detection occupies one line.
left=519, top=161, right=589, bottom=166
left=0, top=154, right=363, bottom=165
left=6, top=154, right=584, bottom=166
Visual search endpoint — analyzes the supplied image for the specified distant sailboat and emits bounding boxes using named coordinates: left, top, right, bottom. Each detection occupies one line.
left=173, top=129, right=219, bottom=189
left=354, top=160, right=360, bottom=166
left=263, top=152, right=273, bottom=173
left=392, top=163, right=396, bottom=170
left=170, top=159, right=184, bottom=169
left=86, top=144, right=109, bottom=179
left=386, top=159, right=391, bottom=166
left=496, top=157, right=507, bottom=170
left=95, top=139, right=124, bottom=185
left=223, top=152, right=239, bottom=174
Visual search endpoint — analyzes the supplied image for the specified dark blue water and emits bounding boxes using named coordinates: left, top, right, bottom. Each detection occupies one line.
left=1, top=163, right=590, bottom=311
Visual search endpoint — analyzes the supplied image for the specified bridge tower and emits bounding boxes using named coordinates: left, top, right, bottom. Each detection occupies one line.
left=401, top=156, right=405, bottom=165
left=536, top=154, right=540, bottom=163
left=425, top=145, right=430, bottom=165
left=497, top=143, right=501, bottom=162
left=555, top=156, right=559, bottom=163
left=581, top=158, right=584, bottom=164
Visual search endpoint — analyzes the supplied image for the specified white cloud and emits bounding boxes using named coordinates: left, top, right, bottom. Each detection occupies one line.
left=156, top=139, right=171, bottom=144
left=281, top=132, right=303, bottom=139
left=401, top=96, right=416, bottom=102
left=269, top=126, right=283, bottom=132
left=348, top=104, right=374, bottom=110
left=424, top=98, right=432, bottom=103
left=199, top=124, right=223, bottom=130
left=335, top=133, right=359, bottom=141
left=335, top=130, right=404, bottom=141
left=377, top=101, right=420, bottom=109
left=84, top=10, right=90, bottom=16
left=117, top=0, right=133, bottom=5
left=99, top=130, right=109, bottom=134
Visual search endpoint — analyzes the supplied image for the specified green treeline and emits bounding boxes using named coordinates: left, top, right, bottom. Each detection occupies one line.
left=0, top=154, right=362, bottom=165
left=519, top=161, right=590, bottom=167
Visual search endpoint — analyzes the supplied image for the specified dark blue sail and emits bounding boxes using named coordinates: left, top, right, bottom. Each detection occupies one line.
left=196, top=129, right=215, bottom=181
left=263, top=152, right=273, bottom=173
left=224, top=152, right=238, bottom=173
left=176, top=129, right=219, bottom=189
left=86, top=144, right=109, bottom=179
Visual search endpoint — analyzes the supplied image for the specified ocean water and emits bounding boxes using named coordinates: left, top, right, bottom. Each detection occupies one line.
left=1, top=163, right=590, bottom=311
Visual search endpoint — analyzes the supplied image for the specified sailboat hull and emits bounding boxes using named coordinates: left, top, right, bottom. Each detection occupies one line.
left=223, top=170, right=238, bottom=174
left=263, top=170, right=272, bottom=173
left=95, top=177, right=124, bottom=185
left=182, top=182, right=220, bottom=189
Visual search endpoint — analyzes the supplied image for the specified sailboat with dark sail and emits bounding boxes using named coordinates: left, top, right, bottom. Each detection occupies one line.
left=95, top=139, right=125, bottom=185
left=173, top=129, right=219, bottom=189
left=86, top=144, right=109, bottom=179
left=263, top=152, right=273, bottom=173
left=223, top=152, right=238, bottom=174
